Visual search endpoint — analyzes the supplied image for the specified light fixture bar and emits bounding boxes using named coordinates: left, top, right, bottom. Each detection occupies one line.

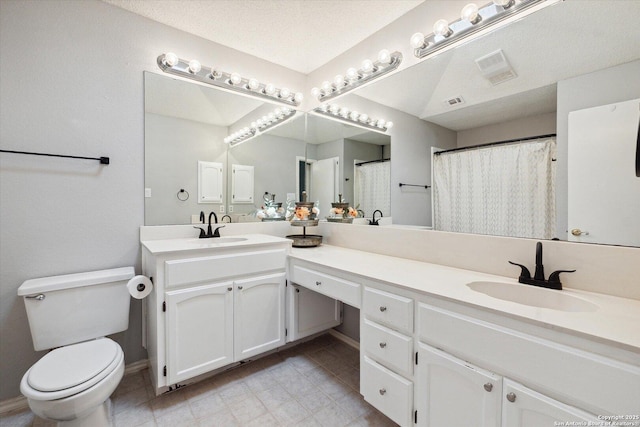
left=313, top=50, right=403, bottom=102
left=313, top=104, right=393, bottom=133
left=225, top=107, right=297, bottom=147
left=157, top=53, right=302, bottom=107
left=412, top=0, right=562, bottom=60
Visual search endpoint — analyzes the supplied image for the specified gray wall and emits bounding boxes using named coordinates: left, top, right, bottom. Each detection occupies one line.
left=0, top=0, right=304, bottom=401
left=145, top=113, right=227, bottom=225
left=456, top=112, right=556, bottom=147
left=556, top=60, right=640, bottom=239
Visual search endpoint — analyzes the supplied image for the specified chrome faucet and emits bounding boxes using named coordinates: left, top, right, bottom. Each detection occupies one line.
left=221, top=215, right=232, bottom=223
left=509, top=242, right=575, bottom=290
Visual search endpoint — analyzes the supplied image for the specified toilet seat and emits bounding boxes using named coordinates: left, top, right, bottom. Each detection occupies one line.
left=21, top=338, right=122, bottom=401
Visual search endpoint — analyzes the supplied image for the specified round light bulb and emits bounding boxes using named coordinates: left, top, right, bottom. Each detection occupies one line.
left=410, top=32, right=426, bottom=49
left=319, top=103, right=329, bottom=112
left=329, top=104, right=340, bottom=114
left=461, top=3, right=481, bottom=24
left=257, top=118, right=264, bottom=127
left=230, top=73, right=242, bottom=85
left=282, top=107, right=291, bottom=115
left=164, top=52, right=179, bottom=66
left=224, top=137, right=230, bottom=144
left=359, top=113, right=369, bottom=123
left=321, top=81, right=332, bottom=94
left=311, top=87, right=321, bottom=98
left=377, top=119, right=386, bottom=128
left=346, top=67, right=360, bottom=81
left=188, top=59, right=201, bottom=74
left=433, top=19, right=452, bottom=37
left=493, top=0, right=514, bottom=7
left=274, top=108, right=282, bottom=118
left=250, top=122, right=257, bottom=128
left=334, top=74, right=345, bottom=88
left=268, top=113, right=275, bottom=121
left=279, top=88, right=291, bottom=99
left=294, top=92, right=303, bottom=103
left=361, top=59, right=375, bottom=73
left=386, top=121, right=394, bottom=129
left=350, top=111, right=360, bottom=121
left=248, top=78, right=260, bottom=90
left=339, top=107, right=350, bottom=118
left=210, top=66, right=222, bottom=79
left=263, top=83, right=275, bottom=95
left=377, top=49, right=392, bottom=64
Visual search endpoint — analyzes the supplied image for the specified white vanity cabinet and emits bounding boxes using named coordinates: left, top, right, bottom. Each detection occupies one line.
left=142, top=236, right=290, bottom=393
left=361, top=286, right=414, bottom=427
left=286, top=283, right=342, bottom=342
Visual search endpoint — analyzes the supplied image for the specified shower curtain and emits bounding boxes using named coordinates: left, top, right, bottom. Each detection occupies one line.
left=355, top=161, right=391, bottom=217
left=432, top=138, right=556, bottom=239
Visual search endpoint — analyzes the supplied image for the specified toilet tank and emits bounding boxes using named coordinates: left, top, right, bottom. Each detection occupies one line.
left=18, top=267, right=134, bottom=351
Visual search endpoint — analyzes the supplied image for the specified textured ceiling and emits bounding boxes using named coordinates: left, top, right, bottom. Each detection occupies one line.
left=102, top=0, right=424, bottom=74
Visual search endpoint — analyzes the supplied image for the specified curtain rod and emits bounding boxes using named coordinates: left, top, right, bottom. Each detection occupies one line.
left=355, top=158, right=390, bottom=166
left=0, top=149, right=110, bottom=164
left=433, top=134, right=556, bottom=156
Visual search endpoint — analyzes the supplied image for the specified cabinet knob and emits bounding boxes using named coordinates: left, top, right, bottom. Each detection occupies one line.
left=379, top=388, right=386, bottom=396
left=379, top=342, right=387, bottom=348
left=316, top=281, right=321, bottom=286
left=379, top=306, right=387, bottom=312
left=483, top=383, right=493, bottom=392
left=506, top=392, right=517, bottom=403
left=227, top=287, right=232, bottom=291
left=238, top=285, right=243, bottom=290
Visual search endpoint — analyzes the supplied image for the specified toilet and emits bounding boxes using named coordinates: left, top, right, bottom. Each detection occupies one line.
left=18, top=267, right=135, bottom=427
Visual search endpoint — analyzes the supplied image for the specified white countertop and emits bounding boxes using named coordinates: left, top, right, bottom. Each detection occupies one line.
left=290, top=245, right=640, bottom=352
left=141, top=234, right=291, bottom=255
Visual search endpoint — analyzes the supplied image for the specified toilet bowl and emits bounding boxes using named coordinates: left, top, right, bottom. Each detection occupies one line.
left=20, top=338, right=125, bottom=427
left=18, top=267, right=134, bottom=427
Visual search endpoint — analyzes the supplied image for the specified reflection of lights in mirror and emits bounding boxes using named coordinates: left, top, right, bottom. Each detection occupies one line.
left=312, top=50, right=403, bottom=102
left=224, top=107, right=297, bottom=147
left=157, top=53, right=302, bottom=107
left=314, top=103, right=393, bottom=132
left=411, top=0, right=561, bottom=60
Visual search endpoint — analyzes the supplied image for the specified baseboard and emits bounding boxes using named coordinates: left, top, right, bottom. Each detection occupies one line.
left=0, top=359, right=149, bottom=416
left=329, top=329, right=360, bottom=350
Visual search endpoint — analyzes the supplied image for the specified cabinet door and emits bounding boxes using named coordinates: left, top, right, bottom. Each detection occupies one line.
left=234, top=273, right=286, bottom=360
left=287, top=284, right=341, bottom=342
left=231, top=164, right=254, bottom=203
left=416, top=343, right=502, bottom=427
left=502, top=379, right=598, bottom=427
left=165, top=282, right=233, bottom=384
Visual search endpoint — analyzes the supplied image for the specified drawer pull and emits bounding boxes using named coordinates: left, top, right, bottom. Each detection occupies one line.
left=483, top=383, right=493, bottom=392
left=316, top=281, right=322, bottom=286
left=379, top=342, right=387, bottom=348
left=238, top=285, right=243, bottom=290
left=25, top=294, right=45, bottom=301
left=379, top=388, right=386, bottom=396
left=506, top=392, right=517, bottom=403
left=379, top=306, right=387, bottom=312
left=227, top=287, right=232, bottom=291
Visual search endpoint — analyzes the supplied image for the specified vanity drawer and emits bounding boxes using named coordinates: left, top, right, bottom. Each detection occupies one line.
left=363, top=287, right=413, bottom=334
left=290, top=265, right=361, bottom=308
left=165, top=248, right=287, bottom=287
left=362, top=318, right=413, bottom=377
left=362, top=356, right=413, bottom=427
left=417, top=302, right=640, bottom=416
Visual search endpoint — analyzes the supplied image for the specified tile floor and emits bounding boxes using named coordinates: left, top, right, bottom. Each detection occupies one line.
left=0, top=334, right=396, bottom=427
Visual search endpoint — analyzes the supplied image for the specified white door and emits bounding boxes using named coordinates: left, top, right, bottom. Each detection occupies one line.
left=287, top=284, right=341, bottom=342
left=232, top=164, right=255, bottom=203
left=502, top=379, right=598, bottom=427
left=568, top=98, right=640, bottom=246
left=416, top=343, right=502, bottom=427
left=234, top=273, right=286, bottom=361
left=310, top=157, right=339, bottom=216
left=165, top=282, right=234, bottom=384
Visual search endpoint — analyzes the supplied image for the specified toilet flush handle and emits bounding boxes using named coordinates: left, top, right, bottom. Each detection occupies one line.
left=25, top=294, right=45, bottom=301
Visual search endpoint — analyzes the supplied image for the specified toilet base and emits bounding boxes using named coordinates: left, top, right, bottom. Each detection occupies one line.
left=56, top=398, right=112, bottom=427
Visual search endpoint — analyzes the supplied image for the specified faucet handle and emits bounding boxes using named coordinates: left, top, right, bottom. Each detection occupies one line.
left=193, top=226, right=206, bottom=238
left=213, top=225, right=226, bottom=238
left=508, top=261, right=532, bottom=280
left=548, top=269, right=576, bottom=284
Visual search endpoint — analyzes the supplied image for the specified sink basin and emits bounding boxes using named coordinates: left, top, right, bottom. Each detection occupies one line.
left=466, top=281, right=598, bottom=312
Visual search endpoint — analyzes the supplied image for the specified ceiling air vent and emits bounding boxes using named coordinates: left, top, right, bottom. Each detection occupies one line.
left=444, top=96, right=465, bottom=107
left=475, top=49, right=517, bottom=86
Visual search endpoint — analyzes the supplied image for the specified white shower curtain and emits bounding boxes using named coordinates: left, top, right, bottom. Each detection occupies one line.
left=355, top=161, right=391, bottom=217
left=432, top=138, right=556, bottom=239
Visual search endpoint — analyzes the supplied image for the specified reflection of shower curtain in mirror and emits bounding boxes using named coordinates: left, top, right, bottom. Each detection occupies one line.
left=432, top=139, right=556, bottom=238
left=355, top=161, right=391, bottom=217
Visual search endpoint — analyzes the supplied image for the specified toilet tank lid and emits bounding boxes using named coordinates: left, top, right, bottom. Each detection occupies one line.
left=18, top=267, right=135, bottom=295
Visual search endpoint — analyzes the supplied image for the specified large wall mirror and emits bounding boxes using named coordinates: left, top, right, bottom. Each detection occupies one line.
left=351, top=0, right=640, bottom=246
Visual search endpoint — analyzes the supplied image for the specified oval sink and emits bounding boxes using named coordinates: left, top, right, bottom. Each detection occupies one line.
left=466, top=281, right=598, bottom=312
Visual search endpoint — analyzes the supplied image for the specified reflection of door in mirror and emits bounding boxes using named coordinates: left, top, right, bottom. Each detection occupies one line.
left=308, top=157, right=339, bottom=217
left=568, top=99, right=640, bottom=247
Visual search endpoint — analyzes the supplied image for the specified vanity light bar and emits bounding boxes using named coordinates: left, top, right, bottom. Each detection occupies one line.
left=224, top=107, right=297, bottom=147
left=157, top=53, right=303, bottom=107
left=410, top=0, right=562, bottom=60
left=312, top=50, right=403, bottom=102
left=313, top=103, right=393, bottom=133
